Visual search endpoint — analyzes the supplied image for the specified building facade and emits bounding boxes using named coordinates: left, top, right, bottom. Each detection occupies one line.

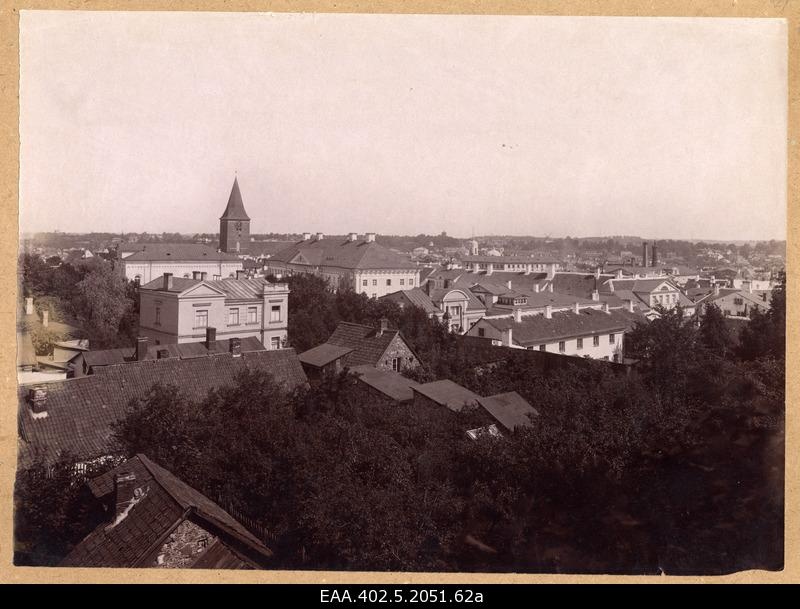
left=121, top=244, right=244, bottom=284
left=138, top=273, right=289, bottom=349
left=266, top=232, right=420, bottom=298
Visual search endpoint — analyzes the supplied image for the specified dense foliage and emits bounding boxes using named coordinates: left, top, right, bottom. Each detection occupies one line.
left=19, top=253, right=139, bottom=349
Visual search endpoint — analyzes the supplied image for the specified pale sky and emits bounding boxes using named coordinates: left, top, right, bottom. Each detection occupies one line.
left=19, top=12, right=787, bottom=241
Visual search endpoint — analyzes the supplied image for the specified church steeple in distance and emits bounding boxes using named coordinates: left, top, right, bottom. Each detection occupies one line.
left=219, top=176, right=250, bottom=254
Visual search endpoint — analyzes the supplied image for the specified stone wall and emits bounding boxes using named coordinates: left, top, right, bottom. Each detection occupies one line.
left=377, top=335, right=420, bottom=372
left=154, top=519, right=217, bottom=569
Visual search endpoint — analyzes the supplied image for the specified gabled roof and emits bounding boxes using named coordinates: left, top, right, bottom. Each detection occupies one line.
left=480, top=309, right=631, bottom=346
left=610, top=278, right=678, bottom=294
left=18, top=349, right=308, bottom=467
left=350, top=365, right=421, bottom=403
left=381, top=288, right=442, bottom=316
left=413, top=380, right=481, bottom=412
left=428, top=286, right=486, bottom=312
left=61, top=454, right=271, bottom=568
left=476, top=391, right=539, bottom=432
left=269, top=238, right=418, bottom=270
left=298, top=343, right=353, bottom=368
left=123, top=243, right=241, bottom=263
left=326, top=321, right=417, bottom=367
left=219, top=177, right=250, bottom=221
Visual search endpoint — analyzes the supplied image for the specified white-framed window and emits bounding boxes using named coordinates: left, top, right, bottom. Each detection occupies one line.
left=539, top=344, right=546, bottom=352
left=372, top=279, right=377, bottom=286
left=409, top=278, right=414, bottom=286
left=247, top=307, right=258, bottom=324
left=362, top=279, right=368, bottom=286
left=593, top=335, right=600, bottom=347
left=155, top=306, right=161, bottom=326
left=400, top=279, right=405, bottom=285
left=229, top=308, right=239, bottom=326
left=609, top=333, right=615, bottom=344
left=576, top=337, right=583, bottom=350
left=270, top=336, right=281, bottom=350
left=195, top=309, right=208, bottom=328
left=386, top=279, right=392, bottom=286
left=213, top=274, right=221, bottom=280
left=391, top=357, right=401, bottom=372
left=559, top=341, right=566, bottom=353
left=270, top=305, right=281, bottom=322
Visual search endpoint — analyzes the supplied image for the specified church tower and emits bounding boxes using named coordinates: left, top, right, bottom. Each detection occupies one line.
left=219, top=177, right=250, bottom=254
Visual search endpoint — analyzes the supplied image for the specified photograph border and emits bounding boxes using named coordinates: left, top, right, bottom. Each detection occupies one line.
left=0, top=0, right=796, bottom=584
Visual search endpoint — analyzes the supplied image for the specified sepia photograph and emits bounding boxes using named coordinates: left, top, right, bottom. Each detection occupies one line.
left=10, top=7, right=788, bottom=579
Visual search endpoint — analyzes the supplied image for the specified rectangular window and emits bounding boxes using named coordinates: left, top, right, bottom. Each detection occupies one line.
left=576, top=337, right=583, bottom=350
left=539, top=344, right=545, bottom=352
left=409, top=278, right=414, bottom=286
left=213, top=275, right=221, bottom=280
left=270, top=305, right=281, bottom=322
left=733, top=297, right=743, bottom=305
left=195, top=309, right=208, bottom=328
left=247, top=307, right=258, bottom=324
left=559, top=341, right=566, bottom=353
left=478, top=328, right=485, bottom=338
left=386, top=279, right=392, bottom=286
left=400, top=279, right=405, bottom=285
left=155, top=306, right=161, bottom=326
left=609, top=333, right=615, bottom=344
left=270, top=337, right=281, bottom=350
left=593, top=335, right=600, bottom=347
left=372, top=279, right=377, bottom=286
left=229, top=308, right=239, bottom=326
left=362, top=279, right=368, bottom=286
left=391, top=357, right=401, bottom=372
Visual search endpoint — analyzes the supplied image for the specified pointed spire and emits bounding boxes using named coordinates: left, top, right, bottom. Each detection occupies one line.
left=219, top=176, right=250, bottom=221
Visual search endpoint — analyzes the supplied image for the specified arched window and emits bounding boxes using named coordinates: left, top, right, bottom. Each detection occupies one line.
left=134, top=275, right=141, bottom=286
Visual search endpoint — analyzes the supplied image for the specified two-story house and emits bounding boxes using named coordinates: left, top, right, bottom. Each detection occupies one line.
left=138, top=273, right=289, bottom=349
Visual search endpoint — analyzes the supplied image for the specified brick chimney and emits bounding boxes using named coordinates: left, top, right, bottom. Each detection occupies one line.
left=548, top=283, right=553, bottom=293
left=502, top=327, right=513, bottom=347
left=594, top=267, right=601, bottom=279
left=486, top=263, right=494, bottom=276
left=348, top=232, right=358, bottom=242
left=135, top=336, right=148, bottom=361
left=714, top=283, right=720, bottom=296
left=591, top=289, right=600, bottom=301
left=113, top=472, right=137, bottom=522
left=534, top=284, right=540, bottom=293
left=28, top=386, right=48, bottom=416
left=365, top=233, right=376, bottom=243
left=236, top=270, right=246, bottom=280
left=315, top=232, right=324, bottom=241
left=378, top=317, right=389, bottom=336
left=506, top=280, right=512, bottom=289
left=651, top=243, right=658, bottom=267
left=627, top=299, right=635, bottom=313
left=573, top=302, right=580, bottom=314
left=163, top=272, right=173, bottom=290
left=545, top=305, right=552, bottom=319
left=205, top=327, right=217, bottom=350
left=229, top=336, right=242, bottom=357
left=642, top=243, right=649, bottom=268
left=42, top=310, right=49, bottom=328
left=524, top=263, right=532, bottom=275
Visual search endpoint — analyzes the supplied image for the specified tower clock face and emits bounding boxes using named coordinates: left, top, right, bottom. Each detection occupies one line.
left=235, top=221, right=242, bottom=231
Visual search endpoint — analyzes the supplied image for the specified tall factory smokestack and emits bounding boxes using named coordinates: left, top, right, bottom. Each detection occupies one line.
left=642, top=242, right=649, bottom=268
left=651, top=242, right=658, bottom=268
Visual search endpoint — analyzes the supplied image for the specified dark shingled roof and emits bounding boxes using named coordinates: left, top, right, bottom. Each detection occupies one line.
left=124, top=243, right=241, bottom=262
left=549, top=273, right=614, bottom=299
left=413, top=380, right=481, bottom=412
left=326, top=321, right=417, bottom=368
left=81, top=337, right=266, bottom=369
left=250, top=241, right=295, bottom=258
left=18, top=349, right=308, bottom=467
left=219, top=177, right=250, bottom=221
left=298, top=343, right=353, bottom=368
left=350, top=365, right=421, bottom=403
left=477, top=392, right=538, bottom=432
left=62, top=454, right=271, bottom=568
left=482, top=309, right=631, bottom=347
left=381, top=288, right=442, bottom=316
left=269, top=237, right=418, bottom=270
